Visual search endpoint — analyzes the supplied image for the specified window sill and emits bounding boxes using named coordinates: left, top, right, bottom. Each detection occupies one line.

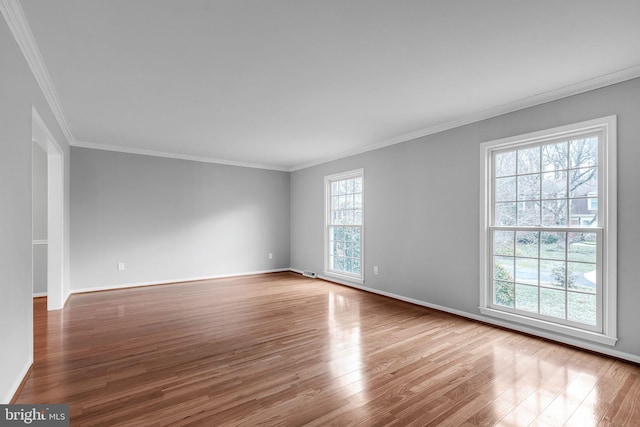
left=479, top=307, right=618, bottom=347
left=323, top=271, right=364, bottom=285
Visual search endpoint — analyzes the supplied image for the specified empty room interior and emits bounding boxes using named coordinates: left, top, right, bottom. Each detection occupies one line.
left=2, top=1, right=640, bottom=425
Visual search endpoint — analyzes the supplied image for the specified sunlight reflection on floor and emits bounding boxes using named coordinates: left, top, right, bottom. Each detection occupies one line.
left=327, top=292, right=366, bottom=395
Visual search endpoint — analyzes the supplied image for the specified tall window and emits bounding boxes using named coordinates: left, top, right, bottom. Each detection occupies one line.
left=325, top=169, right=364, bottom=283
left=480, top=117, right=617, bottom=345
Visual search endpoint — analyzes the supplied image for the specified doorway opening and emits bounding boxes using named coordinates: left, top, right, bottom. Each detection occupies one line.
left=31, top=107, right=66, bottom=310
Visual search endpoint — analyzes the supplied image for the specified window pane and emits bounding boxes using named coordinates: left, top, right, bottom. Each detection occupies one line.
left=354, top=194, right=362, bottom=209
left=570, top=137, right=598, bottom=168
left=346, top=195, right=354, bottom=209
left=354, top=210, right=362, bottom=225
left=569, top=199, right=598, bottom=227
left=515, top=231, right=538, bottom=258
left=495, top=151, right=516, bottom=177
left=331, top=196, right=340, bottom=211
left=346, top=179, right=354, bottom=194
left=339, top=195, right=347, bottom=210
left=495, top=177, right=516, bottom=202
left=540, top=232, right=566, bottom=260
left=334, top=241, right=344, bottom=257
left=494, top=256, right=514, bottom=281
left=541, top=142, right=568, bottom=171
left=350, top=227, right=360, bottom=240
left=540, top=260, right=565, bottom=288
left=517, top=146, right=541, bottom=174
left=332, top=226, right=342, bottom=241
left=345, top=210, right=353, bottom=224
left=542, top=171, right=567, bottom=199
left=540, top=288, right=566, bottom=319
left=353, top=258, right=361, bottom=274
left=567, top=292, right=596, bottom=325
left=569, top=167, right=597, bottom=198
left=515, top=257, right=538, bottom=285
left=344, top=242, right=352, bottom=257
left=329, top=225, right=363, bottom=277
left=565, top=263, right=582, bottom=290
left=515, top=284, right=538, bottom=313
left=517, top=174, right=540, bottom=200
left=541, top=199, right=568, bottom=226
left=354, top=177, right=362, bottom=193
left=568, top=233, right=596, bottom=263
left=344, top=258, right=352, bottom=272
left=494, top=281, right=514, bottom=308
left=345, top=228, right=353, bottom=242
left=494, top=230, right=515, bottom=256
left=568, top=262, right=596, bottom=293
left=338, top=180, right=347, bottom=195
left=495, top=202, right=516, bottom=226
left=517, top=201, right=540, bottom=226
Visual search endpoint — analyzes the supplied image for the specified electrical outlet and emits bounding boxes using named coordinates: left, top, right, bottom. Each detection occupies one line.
left=117, top=262, right=125, bottom=271
left=374, top=266, right=379, bottom=275
left=268, top=252, right=273, bottom=259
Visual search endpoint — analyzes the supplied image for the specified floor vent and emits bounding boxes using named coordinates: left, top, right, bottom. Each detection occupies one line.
left=302, top=270, right=317, bottom=279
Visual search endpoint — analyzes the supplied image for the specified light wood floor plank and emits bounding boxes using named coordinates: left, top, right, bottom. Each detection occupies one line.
left=15, top=272, right=640, bottom=426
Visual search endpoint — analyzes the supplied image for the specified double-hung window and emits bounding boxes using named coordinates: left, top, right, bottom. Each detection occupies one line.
left=325, top=169, right=364, bottom=283
left=480, top=116, right=617, bottom=345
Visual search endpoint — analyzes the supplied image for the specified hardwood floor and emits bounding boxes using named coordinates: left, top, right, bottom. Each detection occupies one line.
left=15, top=272, right=640, bottom=426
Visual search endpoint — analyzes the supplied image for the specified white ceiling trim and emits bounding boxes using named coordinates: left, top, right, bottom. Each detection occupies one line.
left=73, top=59, right=640, bottom=173
left=1, top=0, right=74, bottom=146
left=289, top=64, right=640, bottom=171
left=72, top=140, right=290, bottom=172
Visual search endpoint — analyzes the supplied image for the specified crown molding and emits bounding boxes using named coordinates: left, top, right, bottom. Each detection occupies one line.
left=71, top=140, right=290, bottom=172
left=289, top=64, right=640, bottom=171
left=1, top=0, right=74, bottom=145
left=4, top=0, right=639, bottom=171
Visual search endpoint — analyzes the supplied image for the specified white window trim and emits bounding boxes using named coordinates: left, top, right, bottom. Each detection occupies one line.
left=324, top=169, right=365, bottom=284
left=479, top=116, right=617, bottom=346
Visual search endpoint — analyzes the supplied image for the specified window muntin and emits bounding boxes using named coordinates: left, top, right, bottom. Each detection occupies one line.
left=492, top=228, right=600, bottom=328
left=480, top=116, right=616, bottom=345
left=494, top=136, right=599, bottom=228
left=325, top=170, right=364, bottom=282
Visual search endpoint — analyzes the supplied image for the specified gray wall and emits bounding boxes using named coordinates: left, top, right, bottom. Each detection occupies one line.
left=32, top=142, right=47, bottom=295
left=32, top=142, right=47, bottom=240
left=70, top=148, right=290, bottom=290
left=0, top=17, right=71, bottom=402
left=32, top=245, right=47, bottom=295
left=291, top=78, right=640, bottom=358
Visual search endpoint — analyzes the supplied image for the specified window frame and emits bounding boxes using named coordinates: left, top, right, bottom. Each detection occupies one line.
left=324, top=169, right=364, bottom=284
left=479, top=116, right=617, bottom=346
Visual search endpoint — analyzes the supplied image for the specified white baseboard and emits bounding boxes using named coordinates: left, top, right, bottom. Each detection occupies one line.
left=2, top=358, right=32, bottom=404
left=32, top=292, right=47, bottom=297
left=312, top=273, right=640, bottom=365
left=71, top=268, right=291, bottom=294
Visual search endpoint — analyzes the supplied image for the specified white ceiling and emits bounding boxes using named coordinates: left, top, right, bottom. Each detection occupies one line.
left=16, top=0, right=640, bottom=170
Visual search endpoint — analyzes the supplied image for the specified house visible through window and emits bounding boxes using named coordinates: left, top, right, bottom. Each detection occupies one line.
left=480, top=117, right=617, bottom=345
left=325, top=169, right=364, bottom=283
